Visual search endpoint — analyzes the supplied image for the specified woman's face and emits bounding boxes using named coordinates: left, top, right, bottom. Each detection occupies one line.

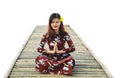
left=51, top=18, right=61, bottom=31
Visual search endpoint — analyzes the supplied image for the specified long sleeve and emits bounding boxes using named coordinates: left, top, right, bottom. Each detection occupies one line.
left=63, top=33, right=75, bottom=53
left=37, top=33, right=47, bottom=53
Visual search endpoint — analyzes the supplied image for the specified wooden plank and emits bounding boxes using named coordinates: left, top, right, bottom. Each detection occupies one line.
left=9, top=74, right=107, bottom=77
left=11, top=71, right=105, bottom=75
left=14, top=65, right=101, bottom=69
left=16, top=59, right=96, bottom=63
left=12, top=68, right=104, bottom=72
left=15, top=62, right=100, bottom=66
left=8, top=77, right=108, bottom=78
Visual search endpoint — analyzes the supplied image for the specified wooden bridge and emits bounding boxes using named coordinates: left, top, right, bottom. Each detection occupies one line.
left=7, top=25, right=112, bottom=78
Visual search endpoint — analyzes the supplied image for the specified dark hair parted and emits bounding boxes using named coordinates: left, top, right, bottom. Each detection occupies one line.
left=47, top=13, right=67, bottom=42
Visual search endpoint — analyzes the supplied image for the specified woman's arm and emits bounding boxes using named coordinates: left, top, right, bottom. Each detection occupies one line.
left=63, top=33, right=75, bottom=53
left=55, top=33, right=75, bottom=54
left=37, top=33, right=47, bottom=53
left=43, top=42, right=56, bottom=54
left=37, top=33, right=56, bottom=55
left=55, top=43, right=65, bottom=54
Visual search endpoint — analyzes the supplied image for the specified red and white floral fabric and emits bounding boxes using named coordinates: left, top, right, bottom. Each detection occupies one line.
left=35, top=32, right=75, bottom=74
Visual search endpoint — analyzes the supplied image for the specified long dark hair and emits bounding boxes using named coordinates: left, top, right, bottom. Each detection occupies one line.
left=47, top=13, right=67, bottom=41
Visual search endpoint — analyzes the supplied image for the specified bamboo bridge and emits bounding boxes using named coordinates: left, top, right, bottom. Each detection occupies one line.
left=7, top=25, right=112, bottom=78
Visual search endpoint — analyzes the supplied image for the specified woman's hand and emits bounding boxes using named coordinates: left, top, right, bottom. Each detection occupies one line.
left=54, top=42, right=65, bottom=54
left=54, top=42, right=58, bottom=52
left=45, top=50, right=55, bottom=54
left=44, top=41, right=65, bottom=54
left=44, top=42, right=56, bottom=54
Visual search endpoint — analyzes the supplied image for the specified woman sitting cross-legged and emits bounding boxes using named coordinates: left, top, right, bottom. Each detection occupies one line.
left=35, top=13, right=75, bottom=75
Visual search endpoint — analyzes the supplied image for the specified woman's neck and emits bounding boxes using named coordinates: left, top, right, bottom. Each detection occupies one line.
left=54, top=30, right=59, bottom=34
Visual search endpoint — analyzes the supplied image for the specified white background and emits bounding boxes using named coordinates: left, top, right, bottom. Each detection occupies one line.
left=0, top=0, right=120, bottom=78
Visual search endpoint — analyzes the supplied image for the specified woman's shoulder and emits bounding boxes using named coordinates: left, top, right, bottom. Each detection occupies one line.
left=63, top=31, right=71, bottom=41
left=42, top=32, right=48, bottom=37
left=64, top=31, right=70, bottom=36
left=43, top=32, right=47, bottom=35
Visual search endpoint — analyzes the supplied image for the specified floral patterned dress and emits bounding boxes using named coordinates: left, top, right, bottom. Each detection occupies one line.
left=35, top=32, right=75, bottom=74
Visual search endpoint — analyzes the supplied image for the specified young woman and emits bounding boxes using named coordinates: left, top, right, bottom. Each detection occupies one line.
left=35, top=13, right=75, bottom=75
